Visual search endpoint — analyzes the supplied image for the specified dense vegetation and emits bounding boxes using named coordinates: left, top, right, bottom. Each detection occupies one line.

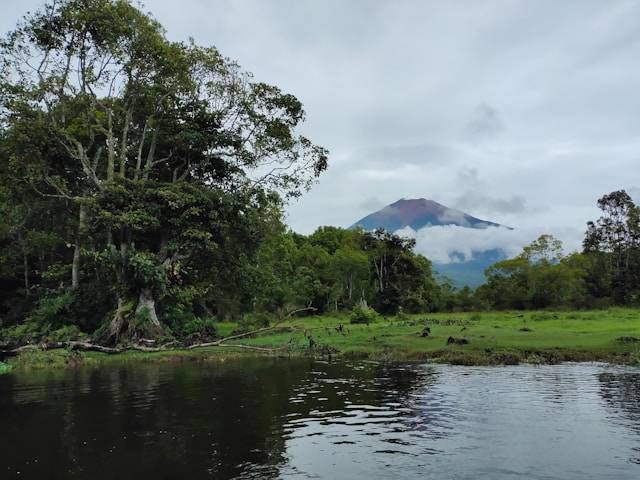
left=0, top=0, right=440, bottom=348
left=470, top=190, right=640, bottom=311
left=1, top=1, right=638, bottom=355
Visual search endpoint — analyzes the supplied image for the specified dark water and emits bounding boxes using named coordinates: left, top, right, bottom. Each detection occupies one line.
left=1, top=360, right=640, bottom=479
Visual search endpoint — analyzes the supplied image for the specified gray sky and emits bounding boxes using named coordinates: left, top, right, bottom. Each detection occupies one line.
left=3, top=0, right=640, bottom=258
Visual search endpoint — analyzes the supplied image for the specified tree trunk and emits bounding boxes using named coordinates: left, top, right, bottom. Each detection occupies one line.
left=135, top=288, right=160, bottom=327
left=71, top=244, right=80, bottom=289
left=71, top=204, right=86, bottom=289
left=107, top=109, right=115, bottom=181
left=104, top=295, right=128, bottom=345
left=23, top=250, right=30, bottom=296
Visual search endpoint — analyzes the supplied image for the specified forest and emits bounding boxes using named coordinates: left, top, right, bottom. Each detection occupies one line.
left=1, top=0, right=640, bottom=351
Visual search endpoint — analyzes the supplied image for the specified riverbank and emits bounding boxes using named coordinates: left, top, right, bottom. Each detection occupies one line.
left=2, top=309, right=640, bottom=373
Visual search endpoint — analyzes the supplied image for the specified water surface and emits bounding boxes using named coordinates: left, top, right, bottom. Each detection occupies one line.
left=1, top=359, right=639, bottom=479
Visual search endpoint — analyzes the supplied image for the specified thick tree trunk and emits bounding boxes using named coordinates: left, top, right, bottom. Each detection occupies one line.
left=102, top=289, right=163, bottom=346
left=135, top=288, right=160, bottom=327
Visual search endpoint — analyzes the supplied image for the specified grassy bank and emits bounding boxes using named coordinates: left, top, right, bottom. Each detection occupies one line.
left=2, top=309, right=640, bottom=373
left=232, top=308, right=640, bottom=365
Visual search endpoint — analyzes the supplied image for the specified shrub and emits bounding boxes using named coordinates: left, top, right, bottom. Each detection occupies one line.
left=350, top=305, right=380, bottom=324
left=178, top=317, right=218, bottom=338
left=238, top=312, right=274, bottom=331
left=28, top=291, right=75, bottom=327
left=47, top=325, right=83, bottom=342
left=0, top=322, right=44, bottom=346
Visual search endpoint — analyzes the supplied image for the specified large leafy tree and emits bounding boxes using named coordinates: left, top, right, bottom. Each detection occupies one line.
left=362, top=229, right=436, bottom=313
left=0, top=0, right=327, bottom=343
left=584, top=190, right=640, bottom=303
left=478, top=235, right=587, bottom=310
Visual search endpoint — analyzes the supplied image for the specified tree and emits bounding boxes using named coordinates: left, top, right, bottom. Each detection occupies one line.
left=362, top=229, right=436, bottom=313
left=584, top=190, right=640, bottom=303
left=479, top=235, right=588, bottom=309
left=0, top=0, right=327, bottom=343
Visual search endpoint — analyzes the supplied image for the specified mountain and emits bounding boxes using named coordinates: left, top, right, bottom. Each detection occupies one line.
left=351, top=198, right=511, bottom=287
left=351, top=198, right=508, bottom=231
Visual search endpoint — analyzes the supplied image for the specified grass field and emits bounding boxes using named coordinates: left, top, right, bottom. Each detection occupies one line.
left=227, top=308, right=640, bottom=365
left=3, top=309, right=640, bottom=372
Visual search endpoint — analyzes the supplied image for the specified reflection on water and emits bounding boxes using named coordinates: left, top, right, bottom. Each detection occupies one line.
left=1, top=360, right=640, bottom=479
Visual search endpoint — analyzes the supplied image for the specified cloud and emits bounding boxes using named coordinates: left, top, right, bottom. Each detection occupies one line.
left=454, top=192, right=528, bottom=215
left=358, top=196, right=385, bottom=212
left=464, top=103, right=504, bottom=143
left=350, top=143, right=460, bottom=176
left=4, top=0, right=640, bottom=245
left=436, top=208, right=472, bottom=227
left=396, top=224, right=584, bottom=264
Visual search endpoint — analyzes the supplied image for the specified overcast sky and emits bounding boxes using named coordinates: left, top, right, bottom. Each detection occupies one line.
left=3, top=0, right=640, bottom=259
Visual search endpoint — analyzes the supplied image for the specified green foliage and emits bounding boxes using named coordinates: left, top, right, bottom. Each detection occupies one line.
left=0, top=0, right=327, bottom=345
left=0, top=322, right=43, bottom=346
left=0, top=361, right=12, bottom=374
left=47, top=325, right=83, bottom=342
left=28, top=292, right=75, bottom=327
left=237, top=312, right=275, bottom=332
left=0, top=0, right=637, bottom=347
left=165, top=316, right=217, bottom=340
left=349, top=304, right=380, bottom=325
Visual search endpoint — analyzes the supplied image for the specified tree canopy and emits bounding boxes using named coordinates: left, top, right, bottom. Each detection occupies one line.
left=0, top=0, right=327, bottom=344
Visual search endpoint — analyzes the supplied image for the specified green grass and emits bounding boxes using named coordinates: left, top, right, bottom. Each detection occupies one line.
left=4, top=308, right=640, bottom=371
left=226, top=308, right=640, bottom=365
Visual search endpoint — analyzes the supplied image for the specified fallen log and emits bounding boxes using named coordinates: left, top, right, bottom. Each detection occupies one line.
left=1, top=338, right=288, bottom=357
left=0, top=341, right=170, bottom=356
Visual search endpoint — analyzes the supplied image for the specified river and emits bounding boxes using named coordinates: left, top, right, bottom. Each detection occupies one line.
left=1, top=359, right=639, bottom=479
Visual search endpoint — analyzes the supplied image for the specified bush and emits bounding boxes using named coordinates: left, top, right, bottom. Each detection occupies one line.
left=0, top=362, right=12, bottom=374
left=238, top=312, right=274, bottom=331
left=176, top=317, right=218, bottom=338
left=350, top=305, right=380, bottom=324
left=47, top=325, right=83, bottom=342
left=28, top=291, right=75, bottom=327
left=0, top=322, right=44, bottom=346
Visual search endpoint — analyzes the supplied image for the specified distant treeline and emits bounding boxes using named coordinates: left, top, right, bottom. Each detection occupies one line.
left=446, top=190, right=640, bottom=312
